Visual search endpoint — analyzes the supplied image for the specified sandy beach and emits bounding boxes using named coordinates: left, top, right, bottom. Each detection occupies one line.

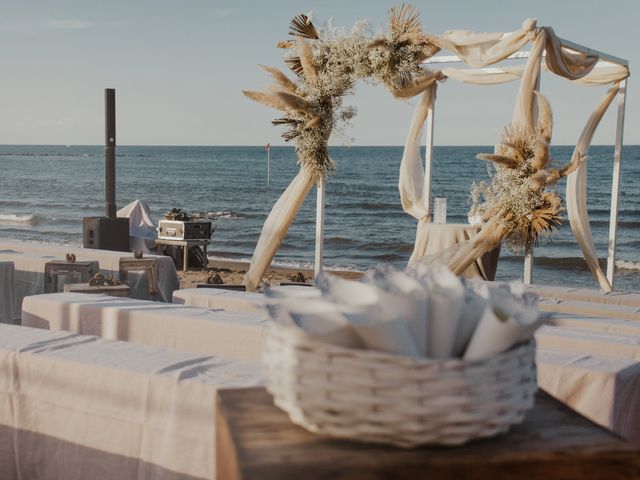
left=177, top=258, right=364, bottom=290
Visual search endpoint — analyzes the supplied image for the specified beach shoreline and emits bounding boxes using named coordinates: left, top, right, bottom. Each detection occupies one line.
left=177, top=257, right=365, bottom=289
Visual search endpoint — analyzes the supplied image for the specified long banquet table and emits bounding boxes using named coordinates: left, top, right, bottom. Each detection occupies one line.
left=535, top=313, right=640, bottom=443
left=22, top=293, right=268, bottom=361
left=0, top=241, right=179, bottom=303
left=0, top=323, right=263, bottom=480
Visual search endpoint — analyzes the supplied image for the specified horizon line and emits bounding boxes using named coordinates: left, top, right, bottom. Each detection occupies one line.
left=0, top=143, right=636, bottom=148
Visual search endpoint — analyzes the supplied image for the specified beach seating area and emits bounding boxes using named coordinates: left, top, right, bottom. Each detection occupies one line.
left=0, top=243, right=638, bottom=477
left=0, top=1, right=637, bottom=477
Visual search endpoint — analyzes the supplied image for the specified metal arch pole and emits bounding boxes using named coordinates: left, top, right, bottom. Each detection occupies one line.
left=523, top=72, right=541, bottom=285
left=314, top=178, right=325, bottom=279
left=606, top=78, right=628, bottom=289
left=423, top=86, right=436, bottom=219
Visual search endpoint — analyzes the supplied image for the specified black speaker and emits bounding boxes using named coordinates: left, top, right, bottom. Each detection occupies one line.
left=83, top=216, right=130, bottom=252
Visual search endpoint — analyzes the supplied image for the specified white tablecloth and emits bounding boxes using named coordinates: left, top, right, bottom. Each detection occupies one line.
left=0, top=241, right=179, bottom=303
left=535, top=315, right=640, bottom=443
left=0, top=261, right=15, bottom=323
left=22, top=293, right=267, bottom=361
left=0, top=251, right=63, bottom=317
left=409, top=223, right=500, bottom=280
left=538, top=298, right=640, bottom=321
left=172, top=288, right=266, bottom=315
left=527, top=284, right=640, bottom=308
left=0, top=323, right=263, bottom=480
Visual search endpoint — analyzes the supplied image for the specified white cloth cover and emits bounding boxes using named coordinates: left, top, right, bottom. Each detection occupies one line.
left=538, top=298, right=640, bottom=322
left=0, top=262, right=15, bottom=324
left=409, top=223, right=499, bottom=280
left=0, top=241, right=179, bottom=303
left=0, top=323, right=263, bottom=480
left=535, top=317, right=640, bottom=443
left=243, top=167, right=315, bottom=291
left=0, top=250, right=64, bottom=317
left=172, top=288, right=266, bottom=315
left=117, top=199, right=157, bottom=253
left=526, top=285, right=640, bottom=308
left=22, top=293, right=267, bottom=361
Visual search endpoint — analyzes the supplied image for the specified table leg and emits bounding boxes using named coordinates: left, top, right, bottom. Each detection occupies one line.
left=183, top=244, right=188, bottom=271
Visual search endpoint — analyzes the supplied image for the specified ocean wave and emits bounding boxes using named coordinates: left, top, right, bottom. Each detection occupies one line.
left=501, top=256, right=601, bottom=270
left=0, top=200, right=31, bottom=207
left=615, top=260, right=640, bottom=272
left=0, top=213, right=40, bottom=225
left=191, top=210, right=244, bottom=220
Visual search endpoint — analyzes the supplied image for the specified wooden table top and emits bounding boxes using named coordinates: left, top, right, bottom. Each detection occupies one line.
left=216, top=387, right=640, bottom=480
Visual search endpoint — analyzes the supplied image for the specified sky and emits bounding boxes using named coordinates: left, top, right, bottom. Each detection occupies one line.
left=0, top=0, right=637, bottom=146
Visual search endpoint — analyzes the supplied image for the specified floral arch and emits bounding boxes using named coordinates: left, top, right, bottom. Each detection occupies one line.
left=242, top=5, right=629, bottom=291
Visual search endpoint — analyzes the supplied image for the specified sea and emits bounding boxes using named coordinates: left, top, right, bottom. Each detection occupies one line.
left=0, top=144, right=638, bottom=291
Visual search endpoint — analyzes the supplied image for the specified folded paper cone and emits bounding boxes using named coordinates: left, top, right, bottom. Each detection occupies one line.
left=463, top=306, right=542, bottom=360
left=451, top=289, right=486, bottom=357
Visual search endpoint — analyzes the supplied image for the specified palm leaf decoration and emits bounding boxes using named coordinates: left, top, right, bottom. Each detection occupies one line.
left=285, top=57, right=304, bottom=78
left=521, top=203, right=563, bottom=247
left=288, top=14, right=319, bottom=39
left=389, top=4, right=421, bottom=37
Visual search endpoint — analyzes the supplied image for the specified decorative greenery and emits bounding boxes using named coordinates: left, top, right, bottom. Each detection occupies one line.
left=243, top=5, right=440, bottom=181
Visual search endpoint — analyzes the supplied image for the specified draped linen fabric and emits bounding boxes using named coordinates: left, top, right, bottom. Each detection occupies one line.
left=565, top=86, right=620, bottom=291
left=399, top=23, right=627, bottom=289
left=399, top=84, right=437, bottom=221
left=436, top=19, right=537, bottom=68
left=244, top=167, right=315, bottom=291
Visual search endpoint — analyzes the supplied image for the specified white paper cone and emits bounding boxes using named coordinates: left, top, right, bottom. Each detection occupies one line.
left=319, top=274, right=421, bottom=356
left=451, top=289, right=486, bottom=357
left=463, top=306, right=543, bottom=360
left=365, top=269, right=429, bottom=356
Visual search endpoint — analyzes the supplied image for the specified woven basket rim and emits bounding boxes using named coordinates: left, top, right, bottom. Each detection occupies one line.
left=267, top=320, right=534, bottom=367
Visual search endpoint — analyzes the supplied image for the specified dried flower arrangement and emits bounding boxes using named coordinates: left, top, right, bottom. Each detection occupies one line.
left=447, top=92, right=581, bottom=274
left=469, top=93, right=565, bottom=252
left=243, top=5, right=440, bottom=181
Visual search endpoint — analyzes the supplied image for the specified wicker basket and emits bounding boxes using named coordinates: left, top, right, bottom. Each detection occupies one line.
left=263, top=322, right=537, bottom=448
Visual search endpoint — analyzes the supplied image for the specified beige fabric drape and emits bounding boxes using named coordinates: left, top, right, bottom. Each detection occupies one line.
left=399, top=84, right=436, bottom=221
left=243, top=167, right=315, bottom=291
left=542, top=27, right=599, bottom=80
left=507, top=26, right=623, bottom=290
left=441, top=65, right=524, bottom=85
left=436, top=19, right=537, bottom=68
left=441, top=63, right=628, bottom=87
left=566, top=85, right=620, bottom=292
left=512, top=29, right=545, bottom=130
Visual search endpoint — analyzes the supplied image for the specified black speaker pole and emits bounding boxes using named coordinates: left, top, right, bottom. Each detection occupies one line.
left=105, top=88, right=116, bottom=219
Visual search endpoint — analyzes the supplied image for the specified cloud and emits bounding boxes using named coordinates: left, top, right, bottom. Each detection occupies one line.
left=45, top=19, right=95, bottom=30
